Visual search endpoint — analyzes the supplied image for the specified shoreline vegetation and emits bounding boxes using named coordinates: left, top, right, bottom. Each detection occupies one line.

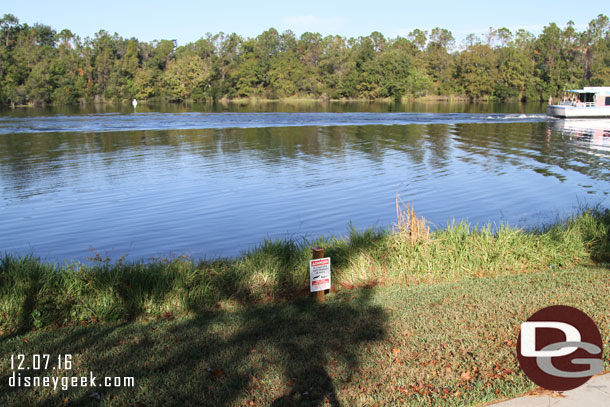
left=1, top=13, right=609, bottom=108
left=6, top=94, right=474, bottom=109
left=1, top=205, right=608, bottom=334
left=0, top=206, right=609, bottom=406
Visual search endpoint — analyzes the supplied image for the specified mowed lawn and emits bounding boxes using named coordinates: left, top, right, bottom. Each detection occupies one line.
left=1, top=264, right=608, bottom=407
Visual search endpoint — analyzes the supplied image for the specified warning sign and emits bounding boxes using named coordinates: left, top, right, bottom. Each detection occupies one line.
left=310, top=257, right=331, bottom=292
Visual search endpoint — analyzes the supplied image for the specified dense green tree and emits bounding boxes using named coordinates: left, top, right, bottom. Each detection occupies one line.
left=150, top=39, right=175, bottom=71
left=163, top=51, right=210, bottom=101
left=426, top=28, right=455, bottom=95
left=0, top=15, right=23, bottom=105
left=51, top=30, right=86, bottom=104
left=317, top=35, right=349, bottom=98
left=207, top=32, right=241, bottom=99
left=584, top=15, right=610, bottom=85
left=268, top=51, right=302, bottom=97
left=408, top=29, right=427, bottom=52
left=533, top=23, right=573, bottom=99
left=454, top=42, right=497, bottom=99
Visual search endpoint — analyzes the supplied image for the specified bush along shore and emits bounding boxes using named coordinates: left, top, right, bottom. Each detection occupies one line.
left=1, top=206, right=609, bottom=335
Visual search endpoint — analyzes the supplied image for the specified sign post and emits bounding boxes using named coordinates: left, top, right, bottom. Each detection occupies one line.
left=310, top=247, right=330, bottom=303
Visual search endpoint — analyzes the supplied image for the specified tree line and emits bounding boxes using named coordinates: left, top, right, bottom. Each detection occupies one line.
left=0, top=14, right=609, bottom=106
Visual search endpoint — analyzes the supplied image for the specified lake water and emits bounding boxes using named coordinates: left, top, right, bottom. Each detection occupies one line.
left=1, top=102, right=609, bottom=263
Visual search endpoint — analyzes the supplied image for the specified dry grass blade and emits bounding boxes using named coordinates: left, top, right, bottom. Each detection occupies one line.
left=394, top=194, right=430, bottom=245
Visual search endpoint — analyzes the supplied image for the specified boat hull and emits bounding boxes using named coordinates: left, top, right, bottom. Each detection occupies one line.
left=547, top=105, right=610, bottom=118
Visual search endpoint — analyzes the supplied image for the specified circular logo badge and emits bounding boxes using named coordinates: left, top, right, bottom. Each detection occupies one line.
left=517, top=305, right=603, bottom=391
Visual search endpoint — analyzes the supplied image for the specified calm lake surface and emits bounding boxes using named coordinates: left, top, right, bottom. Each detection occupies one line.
left=1, top=102, right=609, bottom=263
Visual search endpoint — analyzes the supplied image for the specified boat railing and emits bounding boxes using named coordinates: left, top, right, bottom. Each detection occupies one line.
left=557, top=100, right=596, bottom=107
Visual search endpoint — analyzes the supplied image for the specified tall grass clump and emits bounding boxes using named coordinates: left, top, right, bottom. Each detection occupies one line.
left=379, top=206, right=608, bottom=284
left=394, top=195, right=430, bottom=245
left=551, top=207, right=610, bottom=262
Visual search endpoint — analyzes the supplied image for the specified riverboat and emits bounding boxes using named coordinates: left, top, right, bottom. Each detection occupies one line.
left=546, top=87, right=610, bottom=118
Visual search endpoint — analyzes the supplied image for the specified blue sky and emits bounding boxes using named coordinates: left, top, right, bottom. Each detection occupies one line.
left=3, top=1, right=608, bottom=46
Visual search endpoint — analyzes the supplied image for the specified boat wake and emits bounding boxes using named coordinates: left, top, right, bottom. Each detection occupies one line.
left=0, top=112, right=552, bottom=135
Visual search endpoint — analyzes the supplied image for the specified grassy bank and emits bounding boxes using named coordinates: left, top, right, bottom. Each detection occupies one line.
left=1, top=265, right=608, bottom=406
left=1, top=207, right=609, bottom=334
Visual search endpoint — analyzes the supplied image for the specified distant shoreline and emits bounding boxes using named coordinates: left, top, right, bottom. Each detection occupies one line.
left=5, top=94, right=511, bottom=109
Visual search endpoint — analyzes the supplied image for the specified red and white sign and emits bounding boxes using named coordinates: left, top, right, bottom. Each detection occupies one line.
left=309, top=257, right=331, bottom=292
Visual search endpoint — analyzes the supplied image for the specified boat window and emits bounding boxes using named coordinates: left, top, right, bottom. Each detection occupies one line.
left=579, top=93, right=595, bottom=103
left=606, top=97, right=610, bottom=106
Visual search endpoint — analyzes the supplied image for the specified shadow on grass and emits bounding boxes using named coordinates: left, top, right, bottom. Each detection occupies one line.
left=588, top=208, right=610, bottom=263
left=16, top=277, right=39, bottom=334
left=325, top=225, right=387, bottom=273
left=0, top=256, right=49, bottom=336
left=104, top=263, right=178, bottom=321
left=0, top=289, right=387, bottom=407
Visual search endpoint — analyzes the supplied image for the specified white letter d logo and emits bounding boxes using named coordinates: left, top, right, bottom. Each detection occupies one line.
left=520, top=322, right=581, bottom=357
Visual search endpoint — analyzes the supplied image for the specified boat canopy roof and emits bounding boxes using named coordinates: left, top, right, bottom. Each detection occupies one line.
left=564, top=87, right=610, bottom=94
